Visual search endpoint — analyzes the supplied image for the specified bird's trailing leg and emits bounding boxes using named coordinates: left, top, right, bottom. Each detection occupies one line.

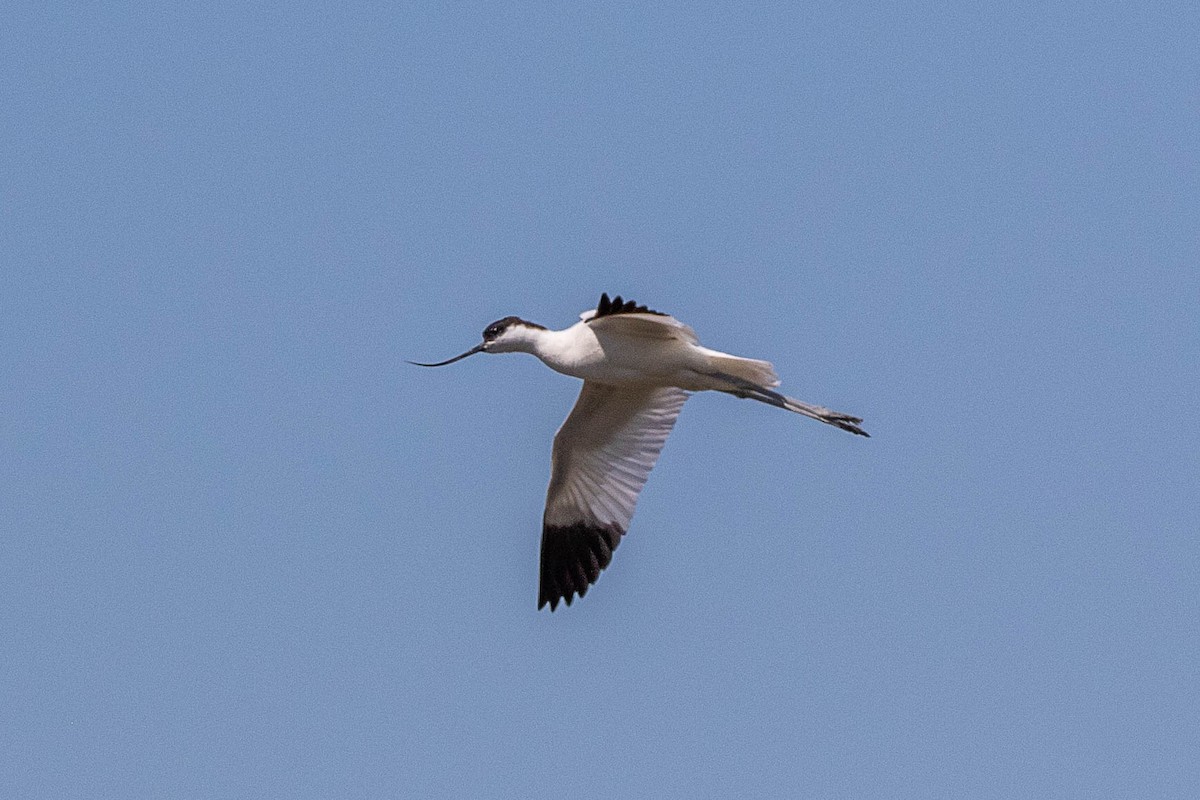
left=708, top=371, right=870, bottom=437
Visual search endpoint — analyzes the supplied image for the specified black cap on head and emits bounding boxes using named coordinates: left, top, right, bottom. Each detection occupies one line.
left=483, top=316, right=524, bottom=341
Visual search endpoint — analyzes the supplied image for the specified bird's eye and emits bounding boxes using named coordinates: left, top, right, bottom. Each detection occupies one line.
left=484, top=326, right=500, bottom=340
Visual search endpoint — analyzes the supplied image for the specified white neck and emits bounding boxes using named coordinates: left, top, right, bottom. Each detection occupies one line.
left=526, top=325, right=596, bottom=379
left=489, top=323, right=598, bottom=380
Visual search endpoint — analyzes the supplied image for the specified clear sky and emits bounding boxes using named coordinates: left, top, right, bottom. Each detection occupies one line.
left=4, top=2, right=1198, bottom=797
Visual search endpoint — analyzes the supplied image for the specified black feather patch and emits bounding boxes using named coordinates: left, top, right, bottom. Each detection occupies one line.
left=593, top=292, right=666, bottom=319
left=538, top=521, right=624, bottom=610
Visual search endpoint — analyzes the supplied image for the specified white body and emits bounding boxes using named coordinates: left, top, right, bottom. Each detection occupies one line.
left=492, top=311, right=780, bottom=392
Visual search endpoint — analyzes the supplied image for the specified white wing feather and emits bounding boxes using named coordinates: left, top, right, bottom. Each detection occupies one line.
left=538, top=382, right=688, bottom=609
left=544, top=383, right=688, bottom=529
left=584, top=311, right=699, bottom=344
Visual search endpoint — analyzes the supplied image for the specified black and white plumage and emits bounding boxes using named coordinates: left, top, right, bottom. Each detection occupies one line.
left=411, top=293, right=868, bottom=610
left=539, top=383, right=688, bottom=609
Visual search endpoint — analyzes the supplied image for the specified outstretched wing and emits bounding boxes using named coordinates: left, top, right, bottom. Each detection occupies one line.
left=579, top=293, right=698, bottom=344
left=540, top=382, right=689, bottom=610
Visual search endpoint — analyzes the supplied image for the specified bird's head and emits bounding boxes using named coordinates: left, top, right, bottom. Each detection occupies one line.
left=408, top=316, right=546, bottom=366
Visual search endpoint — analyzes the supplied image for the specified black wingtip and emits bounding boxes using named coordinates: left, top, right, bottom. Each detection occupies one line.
left=592, top=293, right=665, bottom=319
left=538, top=522, right=623, bottom=611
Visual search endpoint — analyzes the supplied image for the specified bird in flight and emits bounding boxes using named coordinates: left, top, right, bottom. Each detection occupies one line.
left=412, top=293, right=868, bottom=610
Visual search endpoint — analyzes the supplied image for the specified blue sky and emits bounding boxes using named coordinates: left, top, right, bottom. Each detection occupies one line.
left=3, top=2, right=1198, bottom=797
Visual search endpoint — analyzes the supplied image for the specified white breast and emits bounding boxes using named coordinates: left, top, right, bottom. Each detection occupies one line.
left=534, top=320, right=702, bottom=386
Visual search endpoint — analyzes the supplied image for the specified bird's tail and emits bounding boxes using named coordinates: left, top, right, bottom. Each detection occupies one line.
left=697, top=348, right=781, bottom=388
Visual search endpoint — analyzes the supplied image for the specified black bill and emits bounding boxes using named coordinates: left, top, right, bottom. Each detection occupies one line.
left=406, top=343, right=486, bottom=367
